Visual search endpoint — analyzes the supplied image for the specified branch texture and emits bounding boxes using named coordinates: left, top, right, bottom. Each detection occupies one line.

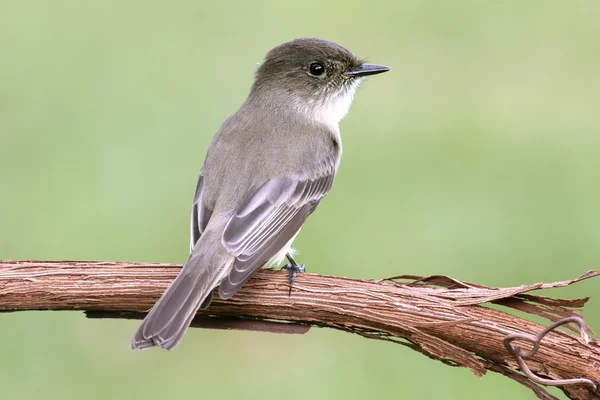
left=0, top=260, right=599, bottom=399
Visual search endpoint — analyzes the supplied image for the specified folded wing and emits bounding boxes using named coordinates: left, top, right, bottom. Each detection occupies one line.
left=190, top=172, right=213, bottom=253
left=219, top=157, right=336, bottom=299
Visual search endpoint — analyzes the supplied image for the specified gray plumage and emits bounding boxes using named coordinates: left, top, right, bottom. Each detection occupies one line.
left=131, top=38, right=389, bottom=350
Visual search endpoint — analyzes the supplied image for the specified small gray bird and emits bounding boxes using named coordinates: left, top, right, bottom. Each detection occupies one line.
left=131, top=38, right=389, bottom=350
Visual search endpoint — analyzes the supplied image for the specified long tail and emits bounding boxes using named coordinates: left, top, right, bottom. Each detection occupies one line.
left=131, top=228, right=232, bottom=350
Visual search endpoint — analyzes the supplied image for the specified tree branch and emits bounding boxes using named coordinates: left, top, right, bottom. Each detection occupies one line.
left=1, top=260, right=599, bottom=399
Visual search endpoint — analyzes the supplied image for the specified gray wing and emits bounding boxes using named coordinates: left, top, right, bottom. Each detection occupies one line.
left=190, top=172, right=213, bottom=253
left=218, top=157, right=336, bottom=299
left=189, top=171, right=217, bottom=308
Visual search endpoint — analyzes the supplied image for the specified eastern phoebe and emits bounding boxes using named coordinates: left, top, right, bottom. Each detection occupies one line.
left=131, top=38, right=389, bottom=350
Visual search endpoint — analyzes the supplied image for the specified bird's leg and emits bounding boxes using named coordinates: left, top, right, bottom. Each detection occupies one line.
left=280, top=253, right=305, bottom=296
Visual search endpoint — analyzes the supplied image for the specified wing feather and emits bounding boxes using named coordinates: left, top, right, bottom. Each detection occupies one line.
left=189, top=172, right=213, bottom=253
left=218, top=153, right=336, bottom=299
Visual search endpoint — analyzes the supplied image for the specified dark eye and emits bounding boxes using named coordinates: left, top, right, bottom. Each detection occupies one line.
left=309, top=62, right=325, bottom=76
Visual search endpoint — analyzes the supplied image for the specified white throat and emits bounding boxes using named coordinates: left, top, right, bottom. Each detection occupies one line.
left=294, top=78, right=363, bottom=134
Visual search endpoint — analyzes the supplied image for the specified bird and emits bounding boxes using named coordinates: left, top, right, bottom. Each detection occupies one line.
left=131, top=38, right=389, bottom=350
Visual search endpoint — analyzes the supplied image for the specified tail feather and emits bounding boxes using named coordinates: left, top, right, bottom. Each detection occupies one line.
left=131, top=229, right=232, bottom=350
left=140, top=254, right=205, bottom=338
left=153, top=293, right=208, bottom=349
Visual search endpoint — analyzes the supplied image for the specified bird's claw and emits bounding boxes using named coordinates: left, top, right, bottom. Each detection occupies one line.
left=281, top=253, right=305, bottom=296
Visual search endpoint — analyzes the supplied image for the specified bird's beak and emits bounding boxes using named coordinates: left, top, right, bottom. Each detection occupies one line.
left=345, top=63, right=390, bottom=77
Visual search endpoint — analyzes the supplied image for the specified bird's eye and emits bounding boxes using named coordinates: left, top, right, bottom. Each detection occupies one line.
left=309, top=62, right=325, bottom=76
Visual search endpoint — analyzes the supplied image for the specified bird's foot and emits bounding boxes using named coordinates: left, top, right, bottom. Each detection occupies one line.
left=281, top=253, right=305, bottom=296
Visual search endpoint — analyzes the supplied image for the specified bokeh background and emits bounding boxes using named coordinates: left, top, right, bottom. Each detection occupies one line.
left=1, top=1, right=599, bottom=399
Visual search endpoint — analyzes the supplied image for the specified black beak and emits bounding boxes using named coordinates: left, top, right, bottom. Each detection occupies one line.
left=345, top=63, right=390, bottom=77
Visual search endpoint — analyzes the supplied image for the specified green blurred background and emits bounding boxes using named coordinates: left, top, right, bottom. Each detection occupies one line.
left=1, top=1, right=599, bottom=399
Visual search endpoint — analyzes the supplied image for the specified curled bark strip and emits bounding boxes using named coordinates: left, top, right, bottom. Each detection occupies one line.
left=504, top=317, right=596, bottom=390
